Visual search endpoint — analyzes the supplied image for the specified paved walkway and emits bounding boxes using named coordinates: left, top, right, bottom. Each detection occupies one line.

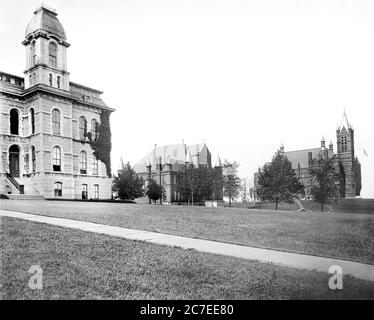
left=1, top=209, right=374, bottom=282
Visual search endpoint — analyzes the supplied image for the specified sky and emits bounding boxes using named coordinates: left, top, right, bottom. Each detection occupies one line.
left=1, top=0, right=373, bottom=198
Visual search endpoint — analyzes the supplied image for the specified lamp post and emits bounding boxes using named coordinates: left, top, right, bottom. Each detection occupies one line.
left=159, top=156, right=163, bottom=205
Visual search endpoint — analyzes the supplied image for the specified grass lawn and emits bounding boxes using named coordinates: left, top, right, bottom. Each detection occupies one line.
left=1, top=200, right=373, bottom=265
left=1, top=217, right=373, bottom=299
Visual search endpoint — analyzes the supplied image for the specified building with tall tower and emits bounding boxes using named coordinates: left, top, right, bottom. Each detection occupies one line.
left=254, top=112, right=362, bottom=200
left=0, top=5, right=115, bottom=199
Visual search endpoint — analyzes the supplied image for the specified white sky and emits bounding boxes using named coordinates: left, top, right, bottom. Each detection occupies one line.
left=1, top=0, right=373, bottom=198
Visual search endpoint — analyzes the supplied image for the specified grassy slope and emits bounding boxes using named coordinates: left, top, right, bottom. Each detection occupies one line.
left=1, top=200, right=373, bottom=264
left=236, top=199, right=374, bottom=214
left=1, top=217, right=373, bottom=300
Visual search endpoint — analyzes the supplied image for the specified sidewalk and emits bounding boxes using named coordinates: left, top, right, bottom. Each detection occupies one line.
left=1, top=209, right=373, bottom=282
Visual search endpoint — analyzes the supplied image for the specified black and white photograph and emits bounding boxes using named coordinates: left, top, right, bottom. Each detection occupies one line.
left=0, top=0, right=373, bottom=308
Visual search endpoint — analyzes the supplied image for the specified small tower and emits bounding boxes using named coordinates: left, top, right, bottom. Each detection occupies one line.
left=329, top=140, right=334, bottom=152
left=213, top=154, right=223, bottom=200
left=22, top=5, right=70, bottom=90
left=320, top=136, right=325, bottom=149
left=336, top=111, right=360, bottom=197
left=280, top=142, right=284, bottom=154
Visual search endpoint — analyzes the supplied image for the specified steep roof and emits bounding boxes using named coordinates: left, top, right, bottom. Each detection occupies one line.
left=25, top=5, right=66, bottom=41
left=133, top=143, right=208, bottom=173
left=284, top=148, right=335, bottom=169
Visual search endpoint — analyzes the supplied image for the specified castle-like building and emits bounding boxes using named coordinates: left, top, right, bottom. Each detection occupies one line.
left=133, top=143, right=223, bottom=204
left=0, top=5, right=114, bottom=199
left=255, top=112, right=362, bottom=200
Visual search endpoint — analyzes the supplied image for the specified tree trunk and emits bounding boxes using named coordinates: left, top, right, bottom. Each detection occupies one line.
left=275, top=200, right=278, bottom=210
left=229, top=196, right=232, bottom=207
left=321, top=202, right=324, bottom=212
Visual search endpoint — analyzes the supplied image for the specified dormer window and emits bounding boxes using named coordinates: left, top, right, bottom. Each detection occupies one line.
left=49, top=42, right=57, bottom=68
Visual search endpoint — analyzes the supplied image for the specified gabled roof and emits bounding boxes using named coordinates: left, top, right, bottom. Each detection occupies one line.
left=284, top=148, right=335, bottom=169
left=133, top=143, right=209, bottom=173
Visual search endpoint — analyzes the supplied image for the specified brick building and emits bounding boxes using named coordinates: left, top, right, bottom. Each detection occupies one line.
left=254, top=112, right=362, bottom=200
left=0, top=5, right=114, bottom=199
left=133, top=143, right=223, bottom=204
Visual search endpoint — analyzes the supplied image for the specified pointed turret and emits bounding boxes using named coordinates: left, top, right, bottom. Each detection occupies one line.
left=185, top=149, right=192, bottom=164
left=215, top=154, right=222, bottom=168
left=321, top=136, right=325, bottom=149
left=329, top=140, right=334, bottom=152
left=280, top=142, right=284, bottom=154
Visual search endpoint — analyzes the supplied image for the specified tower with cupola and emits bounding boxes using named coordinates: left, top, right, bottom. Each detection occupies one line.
left=22, top=5, right=70, bottom=90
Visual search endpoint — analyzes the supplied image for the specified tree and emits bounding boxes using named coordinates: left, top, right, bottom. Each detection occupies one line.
left=308, top=155, right=339, bottom=212
left=256, top=151, right=305, bottom=210
left=112, top=161, right=144, bottom=200
left=240, top=178, right=251, bottom=206
left=222, top=160, right=241, bottom=207
left=175, top=165, right=214, bottom=204
left=145, top=179, right=164, bottom=204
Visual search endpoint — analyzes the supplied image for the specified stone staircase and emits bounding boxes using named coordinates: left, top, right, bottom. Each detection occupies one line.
left=2, top=175, right=45, bottom=200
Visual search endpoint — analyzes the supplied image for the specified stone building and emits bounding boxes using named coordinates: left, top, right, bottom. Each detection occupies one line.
left=254, top=112, right=362, bottom=200
left=133, top=143, right=223, bottom=204
left=0, top=5, right=114, bottom=199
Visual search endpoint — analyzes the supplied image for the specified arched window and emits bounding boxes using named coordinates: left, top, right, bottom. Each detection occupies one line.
left=52, top=109, right=61, bottom=135
left=10, top=109, right=19, bottom=135
left=49, top=42, right=57, bottom=68
left=49, top=73, right=53, bottom=86
left=54, top=182, right=62, bottom=196
left=30, top=108, right=35, bottom=134
left=31, top=146, right=36, bottom=172
left=79, top=116, right=87, bottom=139
left=30, top=41, right=36, bottom=66
left=57, top=76, right=61, bottom=89
left=92, top=156, right=98, bottom=175
left=80, top=151, right=87, bottom=174
left=91, top=119, right=98, bottom=141
left=52, top=146, right=61, bottom=172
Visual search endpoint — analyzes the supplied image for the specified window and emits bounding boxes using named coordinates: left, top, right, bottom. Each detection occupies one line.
left=54, top=182, right=62, bottom=197
left=92, top=156, right=98, bottom=175
left=49, top=74, right=53, bottom=86
left=30, top=108, right=35, bottom=134
left=91, top=119, right=98, bottom=141
left=57, top=76, right=61, bottom=89
left=93, top=184, right=99, bottom=199
left=31, top=146, right=36, bottom=172
left=82, top=184, right=88, bottom=199
left=30, top=41, right=36, bottom=66
left=341, top=137, right=348, bottom=152
left=49, top=42, right=57, bottom=68
left=10, top=109, right=19, bottom=135
left=52, top=109, right=61, bottom=135
left=80, top=151, right=87, bottom=174
left=79, top=116, right=87, bottom=139
left=29, top=74, right=32, bottom=86
left=52, top=146, right=61, bottom=172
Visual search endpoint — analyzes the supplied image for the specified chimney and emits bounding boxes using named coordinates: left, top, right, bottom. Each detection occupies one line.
left=308, top=152, right=313, bottom=166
